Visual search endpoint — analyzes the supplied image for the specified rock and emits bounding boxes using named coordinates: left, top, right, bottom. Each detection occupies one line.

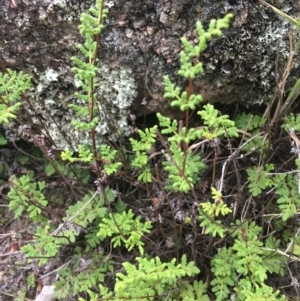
left=0, top=0, right=299, bottom=145
left=35, top=285, right=54, bottom=301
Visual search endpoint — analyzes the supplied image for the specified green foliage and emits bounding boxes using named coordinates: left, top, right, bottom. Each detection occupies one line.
left=64, top=188, right=113, bottom=229
left=70, top=0, right=108, bottom=132
left=273, top=174, right=300, bottom=221
left=98, top=255, right=200, bottom=301
left=156, top=13, right=236, bottom=194
left=178, top=280, right=210, bottom=301
left=211, top=220, right=285, bottom=301
left=129, top=125, right=157, bottom=183
left=282, top=113, right=300, bottom=132
left=0, top=134, right=8, bottom=145
left=162, top=141, right=206, bottom=193
left=45, top=160, right=90, bottom=184
left=18, top=155, right=30, bottom=165
left=5, top=3, right=299, bottom=300
left=156, top=112, right=178, bottom=135
left=97, top=209, right=152, bottom=254
left=21, top=226, right=61, bottom=266
left=8, top=174, right=48, bottom=222
left=15, top=289, right=27, bottom=301
left=0, top=101, right=22, bottom=124
left=99, top=144, right=123, bottom=175
left=246, top=162, right=300, bottom=221
left=0, top=69, right=31, bottom=123
left=263, top=236, right=285, bottom=276
left=234, top=113, right=267, bottom=152
left=26, top=273, right=35, bottom=288
left=246, top=164, right=274, bottom=196
left=197, top=104, right=238, bottom=139
left=61, top=144, right=122, bottom=176
left=210, top=247, right=235, bottom=300
left=61, top=145, right=94, bottom=163
left=176, top=14, right=233, bottom=81
left=237, top=282, right=286, bottom=301
left=53, top=250, right=113, bottom=299
left=198, top=189, right=232, bottom=237
left=235, top=113, right=266, bottom=131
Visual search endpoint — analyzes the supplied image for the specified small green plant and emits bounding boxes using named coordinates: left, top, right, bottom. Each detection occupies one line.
left=199, top=188, right=232, bottom=237
left=5, top=0, right=300, bottom=300
left=246, top=161, right=300, bottom=221
left=273, top=174, right=300, bottom=221
left=0, top=69, right=31, bottom=124
left=8, top=174, right=49, bottom=222
left=97, top=209, right=152, bottom=254
left=0, top=68, right=31, bottom=144
left=129, top=125, right=157, bottom=183
left=234, top=113, right=267, bottom=153
left=211, top=220, right=285, bottom=301
left=61, top=143, right=122, bottom=175
left=69, top=1, right=108, bottom=135
left=246, top=164, right=274, bottom=196
left=130, top=14, right=236, bottom=194
left=79, top=255, right=201, bottom=301
left=158, top=15, right=237, bottom=193
left=53, top=250, right=113, bottom=299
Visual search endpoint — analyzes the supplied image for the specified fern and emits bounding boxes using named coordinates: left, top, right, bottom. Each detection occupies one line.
left=198, top=189, right=232, bottom=237
left=235, top=113, right=266, bottom=131
left=263, top=236, right=285, bottom=275
left=163, top=141, right=206, bottom=193
left=283, top=113, right=300, bottom=132
left=97, top=209, right=152, bottom=255
left=197, top=104, right=238, bottom=139
left=8, top=174, right=48, bottom=222
left=21, top=226, right=60, bottom=266
left=129, top=125, right=157, bottom=183
left=70, top=0, right=108, bottom=132
left=211, top=220, right=285, bottom=301
left=157, top=13, right=234, bottom=194
left=5, top=4, right=295, bottom=300
left=100, top=255, right=200, bottom=301
left=246, top=164, right=274, bottom=196
left=273, top=174, right=300, bottom=221
left=0, top=69, right=31, bottom=123
left=234, top=113, right=267, bottom=152
left=64, top=188, right=113, bottom=228
left=236, top=281, right=286, bottom=301
left=99, top=144, right=123, bottom=175
left=45, top=160, right=90, bottom=184
left=178, top=280, right=210, bottom=301
left=61, top=145, right=94, bottom=163
left=53, top=250, right=112, bottom=299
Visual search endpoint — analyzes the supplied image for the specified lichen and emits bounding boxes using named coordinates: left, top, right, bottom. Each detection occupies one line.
left=53, top=0, right=67, bottom=8
left=199, top=0, right=299, bottom=106
left=93, top=64, right=137, bottom=139
left=26, top=64, right=137, bottom=150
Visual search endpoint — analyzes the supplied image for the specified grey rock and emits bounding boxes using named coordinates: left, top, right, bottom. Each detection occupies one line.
left=1, top=0, right=299, bottom=146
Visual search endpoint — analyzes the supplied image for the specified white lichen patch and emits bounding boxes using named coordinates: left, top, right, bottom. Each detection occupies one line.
left=36, top=68, right=60, bottom=92
left=84, top=64, right=137, bottom=142
left=105, top=1, right=114, bottom=8
left=52, top=0, right=67, bottom=8
left=26, top=64, right=137, bottom=150
left=44, top=68, right=60, bottom=82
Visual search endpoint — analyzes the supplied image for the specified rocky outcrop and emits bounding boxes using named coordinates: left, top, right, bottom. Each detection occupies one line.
left=1, top=0, right=299, bottom=128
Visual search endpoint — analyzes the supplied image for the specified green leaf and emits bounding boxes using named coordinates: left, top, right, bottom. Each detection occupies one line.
left=0, top=135, right=7, bottom=145
left=247, top=165, right=274, bottom=196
